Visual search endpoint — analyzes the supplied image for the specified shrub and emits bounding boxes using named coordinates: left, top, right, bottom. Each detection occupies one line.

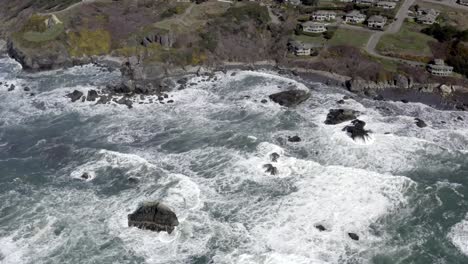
left=67, top=29, right=111, bottom=57
left=225, top=3, right=270, bottom=26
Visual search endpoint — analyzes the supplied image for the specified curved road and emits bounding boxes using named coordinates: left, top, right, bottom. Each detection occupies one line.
left=365, top=0, right=419, bottom=64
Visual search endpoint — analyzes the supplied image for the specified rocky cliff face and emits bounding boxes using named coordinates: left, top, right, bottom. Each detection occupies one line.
left=7, top=39, right=72, bottom=71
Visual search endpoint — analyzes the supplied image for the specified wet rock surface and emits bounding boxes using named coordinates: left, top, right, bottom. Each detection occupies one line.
left=325, top=109, right=359, bottom=125
left=342, top=119, right=372, bottom=141
left=128, top=202, right=179, bottom=234
left=268, top=89, right=310, bottom=107
left=415, top=118, right=427, bottom=128
left=67, top=90, right=84, bottom=102
left=263, top=164, right=278, bottom=176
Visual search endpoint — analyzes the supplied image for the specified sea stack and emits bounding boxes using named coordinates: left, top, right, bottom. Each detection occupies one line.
left=128, top=202, right=179, bottom=234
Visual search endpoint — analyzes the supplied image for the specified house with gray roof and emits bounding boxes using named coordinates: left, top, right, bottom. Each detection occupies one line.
left=345, top=10, right=366, bottom=24
left=367, top=15, right=387, bottom=29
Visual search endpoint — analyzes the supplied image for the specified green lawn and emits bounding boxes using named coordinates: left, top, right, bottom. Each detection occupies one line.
left=328, top=28, right=372, bottom=48
left=376, top=22, right=436, bottom=59
left=292, top=34, right=327, bottom=45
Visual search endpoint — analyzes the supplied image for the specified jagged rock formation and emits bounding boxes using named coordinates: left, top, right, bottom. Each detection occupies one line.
left=269, top=89, right=310, bottom=107
left=342, top=119, right=372, bottom=142
left=128, top=202, right=179, bottom=234
left=325, top=109, right=359, bottom=125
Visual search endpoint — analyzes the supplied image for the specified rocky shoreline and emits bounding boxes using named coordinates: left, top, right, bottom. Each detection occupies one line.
left=1, top=39, right=467, bottom=112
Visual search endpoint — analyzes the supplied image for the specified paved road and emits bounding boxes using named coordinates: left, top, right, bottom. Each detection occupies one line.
left=422, top=0, right=468, bottom=10
left=363, top=0, right=426, bottom=66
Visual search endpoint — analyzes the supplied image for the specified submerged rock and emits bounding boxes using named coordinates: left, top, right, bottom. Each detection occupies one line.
left=288, top=135, right=302, bottom=142
left=67, top=90, right=84, bottom=102
left=325, top=109, right=359, bottom=125
left=263, top=164, right=278, bottom=176
left=348, top=233, right=359, bottom=241
left=270, top=152, right=280, bottom=162
left=415, top=118, right=427, bottom=128
left=128, top=202, right=179, bottom=234
left=342, top=119, right=372, bottom=141
left=268, top=89, right=310, bottom=107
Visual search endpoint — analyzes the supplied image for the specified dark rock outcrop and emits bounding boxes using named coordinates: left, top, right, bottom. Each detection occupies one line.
left=268, top=89, right=310, bottom=107
left=263, top=164, right=278, bottom=176
left=87, top=90, right=99, bottom=101
left=116, top=97, right=133, bottom=109
left=80, top=173, right=91, bottom=180
left=7, top=84, right=15, bottom=91
left=342, top=119, right=372, bottom=141
left=128, top=202, right=179, bottom=234
left=270, top=152, right=280, bottom=162
left=415, top=118, right=427, bottom=128
left=315, top=224, right=326, bottom=231
left=348, top=233, right=359, bottom=241
left=288, top=135, right=302, bottom=142
left=7, top=39, right=71, bottom=71
left=325, top=109, right=359, bottom=125
left=67, top=90, right=83, bottom=102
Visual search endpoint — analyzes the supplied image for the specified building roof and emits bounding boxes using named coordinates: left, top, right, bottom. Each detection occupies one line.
left=368, top=15, right=387, bottom=23
left=346, top=10, right=365, bottom=17
left=377, top=1, right=397, bottom=5
left=289, top=40, right=323, bottom=49
left=313, top=10, right=337, bottom=15
left=302, top=21, right=327, bottom=27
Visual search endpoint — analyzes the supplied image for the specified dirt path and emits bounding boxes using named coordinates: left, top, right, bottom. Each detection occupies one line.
left=40, top=0, right=104, bottom=15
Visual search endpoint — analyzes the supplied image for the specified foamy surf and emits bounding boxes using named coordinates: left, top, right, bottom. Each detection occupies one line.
left=1, top=58, right=468, bottom=263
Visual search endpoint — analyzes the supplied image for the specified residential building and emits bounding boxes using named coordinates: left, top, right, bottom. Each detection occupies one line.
left=345, top=10, right=366, bottom=24
left=301, top=21, right=327, bottom=33
left=416, top=8, right=440, bottom=25
left=428, top=59, right=453, bottom=76
left=311, top=11, right=337, bottom=21
left=376, top=1, right=397, bottom=9
left=355, top=0, right=377, bottom=5
left=285, top=0, right=302, bottom=5
left=288, top=41, right=322, bottom=56
left=367, top=15, right=387, bottom=29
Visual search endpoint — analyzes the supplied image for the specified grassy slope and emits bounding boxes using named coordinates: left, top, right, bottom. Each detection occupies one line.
left=376, top=21, right=436, bottom=60
left=329, top=28, right=372, bottom=48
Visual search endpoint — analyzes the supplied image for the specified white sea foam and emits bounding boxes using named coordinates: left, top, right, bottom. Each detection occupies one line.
left=1, top=66, right=466, bottom=263
left=449, top=214, right=468, bottom=256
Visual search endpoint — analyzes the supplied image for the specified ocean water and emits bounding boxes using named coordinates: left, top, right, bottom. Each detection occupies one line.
left=1, top=56, right=468, bottom=264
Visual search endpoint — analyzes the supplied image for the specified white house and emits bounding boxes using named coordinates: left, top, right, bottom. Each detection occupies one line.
left=355, top=0, right=377, bottom=5
left=376, top=1, right=397, bottom=9
left=311, top=11, right=337, bottom=21
left=428, top=59, right=453, bottom=76
left=301, top=21, right=328, bottom=33
left=367, top=15, right=387, bottom=29
left=345, top=10, right=366, bottom=24
left=288, top=41, right=322, bottom=56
